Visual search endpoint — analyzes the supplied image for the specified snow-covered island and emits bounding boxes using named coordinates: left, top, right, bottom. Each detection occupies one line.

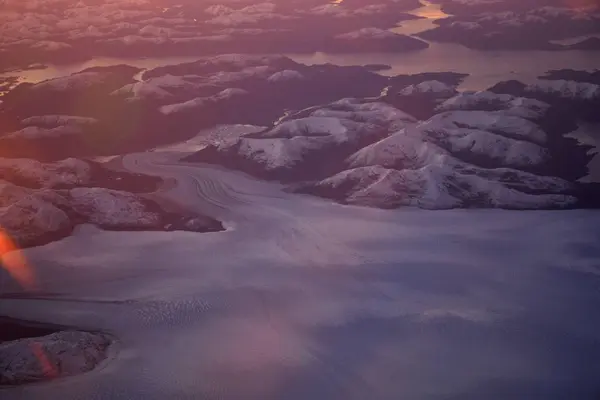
left=1, top=322, right=112, bottom=386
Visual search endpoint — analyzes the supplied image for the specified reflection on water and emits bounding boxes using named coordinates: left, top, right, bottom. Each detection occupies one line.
left=0, top=56, right=205, bottom=86
left=392, top=0, right=449, bottom=36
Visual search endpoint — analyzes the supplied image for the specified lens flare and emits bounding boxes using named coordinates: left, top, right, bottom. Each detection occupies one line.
left=30, top=342, right=58, bottom=379
left=0, top=229, right=38, bottom=291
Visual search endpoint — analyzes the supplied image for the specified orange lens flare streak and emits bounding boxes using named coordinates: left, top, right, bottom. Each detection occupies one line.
left=0, top=229, right=38, bottom=291
left=30, top=342, right=59, bottom=379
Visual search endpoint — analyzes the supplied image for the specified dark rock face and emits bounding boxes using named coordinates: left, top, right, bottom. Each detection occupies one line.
left=85, top=161, right=162, bottom=193
left=538, top=69, right=600, bottom=85
left=0, top=318, right=61, bottom=343
left=487, top=80, right=527, bottom=95
left=0, top=65, right=141, bottom=118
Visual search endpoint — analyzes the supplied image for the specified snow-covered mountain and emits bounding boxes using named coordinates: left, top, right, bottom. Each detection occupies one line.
left=187, top=84, right=597, bottom=210
left=294, top=164, right=575, bottom=210
left=488, top=72, right=600, bottom=123
left=184, top=99, right=417, bottom=181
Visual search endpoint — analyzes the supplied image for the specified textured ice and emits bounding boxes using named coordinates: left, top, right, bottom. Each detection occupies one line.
left=1, top=151, right=598, bottom=399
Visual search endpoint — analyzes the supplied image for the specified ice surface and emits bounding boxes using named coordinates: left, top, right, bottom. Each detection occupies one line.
left=1, top=149, right=599, bottom=399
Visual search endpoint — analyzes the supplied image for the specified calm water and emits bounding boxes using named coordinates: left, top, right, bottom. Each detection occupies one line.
left=1, top=1, right=599, bottom=91
left=391, top=0, right=450, bottom=36
left=2, top=48, right=599, bottom=92
left=288, top=47, right=600, bottom=90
